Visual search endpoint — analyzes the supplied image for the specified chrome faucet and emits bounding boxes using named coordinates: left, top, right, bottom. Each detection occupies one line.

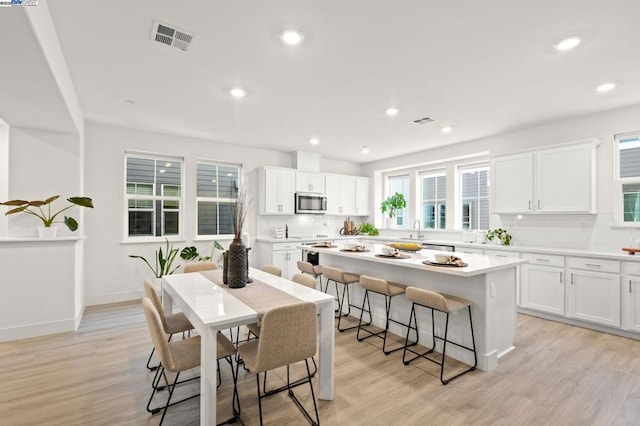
left=413, top=219, right=423, bottom=240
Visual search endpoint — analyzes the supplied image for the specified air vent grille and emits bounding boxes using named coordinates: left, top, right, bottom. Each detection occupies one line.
left=151, top=21, right=196, bottom=51
left=413, top=116, right=437, bottom=125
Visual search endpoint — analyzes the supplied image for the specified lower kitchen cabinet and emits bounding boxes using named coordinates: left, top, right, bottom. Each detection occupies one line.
left=566, top=259, right=620, bottom=328
left=622, top=262, right=640, bottom=332
left=270, top=242, right=302, bottom=280
left=521, top=264, right=565, bottom=315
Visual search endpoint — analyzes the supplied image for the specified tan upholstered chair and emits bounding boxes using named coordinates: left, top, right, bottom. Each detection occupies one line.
left=143, top=279, right=193, bottom=371
left=292, top=273, right=317, bottom=289
left=261, top=265, right=282, bottom=277
left=237, top=302, right=319, bottom=425
left=297, top=260, right=323, bottom=289
left=183, top=261, right=218, bottom=273
left=322, top=265, right=369, bottom=332
left=142, top=298, right=239, bottom=424
left=357, top=275, right=416, bottom=355
left=402, top=286, right=477, bottom=385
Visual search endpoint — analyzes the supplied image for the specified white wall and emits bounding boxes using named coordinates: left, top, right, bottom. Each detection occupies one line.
left=0, top=119, right=8, bottom=237
left=83, top=121, right=361, bottom=305
left=362, top=103, right=640, bottom=251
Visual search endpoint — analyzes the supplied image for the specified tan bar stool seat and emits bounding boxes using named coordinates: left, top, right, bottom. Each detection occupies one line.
left=322, top=266, right=370, bottom=332
left=402, top=286, right=477, bottom=385
left=297, top=260, right=323, bottom=289
left=356, top=275, right=417, bottom=355
left=261, top=265, right=282, bottom=277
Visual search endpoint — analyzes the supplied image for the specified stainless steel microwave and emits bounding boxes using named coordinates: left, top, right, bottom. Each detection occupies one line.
left=295, top=193, right=327, bottom=214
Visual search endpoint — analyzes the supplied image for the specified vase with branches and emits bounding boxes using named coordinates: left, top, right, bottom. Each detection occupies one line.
left=227, top=184, right=252, bottom=288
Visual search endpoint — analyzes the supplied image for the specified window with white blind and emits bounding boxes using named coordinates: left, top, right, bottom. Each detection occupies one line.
left=616, top=133, right=640, bottom=225
left=459, top=165, right=489, bottom=230
left=197, top=161, right=241, bottom=236
left=388, top=175, right=409, bottom=227
left=421, top=172, right=446, bottom=229
left=125, top=153, right=183, bottom=238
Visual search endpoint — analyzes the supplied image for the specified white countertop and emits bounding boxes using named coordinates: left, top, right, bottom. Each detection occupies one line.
left=297, top=242, right=526, bottom=277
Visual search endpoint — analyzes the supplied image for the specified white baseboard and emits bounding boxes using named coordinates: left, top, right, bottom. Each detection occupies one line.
left=0, top=318, right=76, bottom=343
left=86, top=290, right=140, bottom=307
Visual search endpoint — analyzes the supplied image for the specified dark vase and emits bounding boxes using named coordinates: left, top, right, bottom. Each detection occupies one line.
left=227, top=237, right=248, bottom=288
left=223, top=252, right=229, bottom=285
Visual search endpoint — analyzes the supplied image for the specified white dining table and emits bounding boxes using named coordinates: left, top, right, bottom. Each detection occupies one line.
left=162, top=267, right=335, bottom=426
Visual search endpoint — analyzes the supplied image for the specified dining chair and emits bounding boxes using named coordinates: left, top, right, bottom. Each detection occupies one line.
left=261, top=265, right=282, bottom=277
left=183, top=261, right=218, bottom=273
left=237, top=302, right=320, bottom=426
left=142, top=298, right=239, bottom=425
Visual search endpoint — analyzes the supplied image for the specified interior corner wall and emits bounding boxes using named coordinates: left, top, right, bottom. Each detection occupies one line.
left=82, top=121, right=362, bottom=306
left=0, top=120, right=8, bottom=237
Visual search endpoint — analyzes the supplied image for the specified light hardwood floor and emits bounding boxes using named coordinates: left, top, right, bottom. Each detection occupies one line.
left=1, top=302, right=640, bottom=426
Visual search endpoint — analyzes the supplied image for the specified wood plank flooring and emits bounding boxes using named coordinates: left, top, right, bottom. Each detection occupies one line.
left=1, top=302, right=640, bottom=425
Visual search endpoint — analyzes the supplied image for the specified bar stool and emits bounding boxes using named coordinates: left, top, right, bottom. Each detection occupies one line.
left=297, top=260, right=323, bottom=289
left=322, top=266, right=371, bottom=332
left=402, top=286, right=477, bottom=385
left=357, top=275, right=417, bottom=355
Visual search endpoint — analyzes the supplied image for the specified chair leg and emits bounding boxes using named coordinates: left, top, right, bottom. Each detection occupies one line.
left=158, top=372, right=180, bottom=425
left=287, top=359, right=320, bottom=426
left=403, top=304, right=432, bottom=365
left=256, top=373, right=265, bottom=426
left=338, top=283, right=371, bottom=332
left=146, top=347, right=158, bottom=370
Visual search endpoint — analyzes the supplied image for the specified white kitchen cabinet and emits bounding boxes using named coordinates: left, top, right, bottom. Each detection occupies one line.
left=491, top=141, right=597, bottom=214
left=485, top=249, right=521, bottom=305
left=261, top=167, right=295, bottom=215
left=271, top=242, right=302, bottom=279
left=456, top=247, right=484, bottom=255
left=295, top=172, right=325, bottom=194
left=566, top=257, right=620, bottom=328
left=354, top=177, right=370, bottom=216
left=520, top=253, right=565, bottom=315
left=325, top=174, right=355, bottom=215
left=622, top=262, right=640, bottom=332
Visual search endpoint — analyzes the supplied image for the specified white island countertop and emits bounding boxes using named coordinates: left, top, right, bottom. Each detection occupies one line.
left=299, top=242, right=527, bottom=277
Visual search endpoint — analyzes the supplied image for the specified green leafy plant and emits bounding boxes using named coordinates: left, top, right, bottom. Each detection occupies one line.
left=180, top=241, right=225, bottom=262
left=358, top=222, right=379, bottom=236
left=486, top=228, right=512, bottom=246
left=380, top=192, right=407, bottom=218
left=1, top=195, right=94, bottom=231
left=129, top=238, right=181, bottom=278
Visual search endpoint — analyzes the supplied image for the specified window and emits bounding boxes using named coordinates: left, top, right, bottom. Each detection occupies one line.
left=197, top=161, right=241, bottom=236
left=421, top=172, right=446, bottom=229
left=388, top=175, right=409, bottom=227
left=616, top=133, right=640, bottom=225
left=125, top=153, right=183, bottom=238
left=459, top=165, right=489, bottom=230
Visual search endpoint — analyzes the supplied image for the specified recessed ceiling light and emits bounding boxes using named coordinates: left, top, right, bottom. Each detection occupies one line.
left=361, top=146, right=370, bottom=154
left=441, top=126, right=453, bottom=133
left=230, top=88, right=246, bottom=98
left=596, top=82, right=616, bottom=93
left=309, top=138, right=320, bottom=145
left=385, top=108, right=399, bottom=116
left=554, top=36, right=582, bottom=51
left=280, top=30, right=303, bottom=45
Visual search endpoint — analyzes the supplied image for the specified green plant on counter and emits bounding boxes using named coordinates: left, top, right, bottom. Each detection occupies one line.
left=380, top=192, right=407, bottom=218
left=486, top=228, right=512, bottom=246
left=0, top=195, right=94, bottom=231
left=358, top=222, right=379, bottom=236
left=129, top=238, right=181, bottom=278
left=180, top=240, right=225, bottom=262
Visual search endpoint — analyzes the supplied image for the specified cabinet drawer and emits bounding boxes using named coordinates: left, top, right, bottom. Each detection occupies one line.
left=622, top=262, right=640, bottom=276
left=484, top=249, right=519, bottom=258
left=272, top=243, right=299, bottom=251
left=457, top=247, right=484, bottom=255
left=521, top=252, right=564, bottom=267
left=567, top=257, right=620, bottom=274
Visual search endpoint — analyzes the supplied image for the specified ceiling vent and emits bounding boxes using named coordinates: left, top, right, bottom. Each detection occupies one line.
left=412, top=116, right=437, bottom=125
left=151, top=21, right=196, bottom=51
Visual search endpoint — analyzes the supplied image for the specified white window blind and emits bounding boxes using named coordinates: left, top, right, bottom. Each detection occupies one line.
left=459, top=165, right=489, bottom=230
left=617, top=134, right=640, bottom=224
left=388, top=175, right=409, bottom=227
left=421, top=172, right=446, bottom=229
left=197, top=161, right=241, bottom=236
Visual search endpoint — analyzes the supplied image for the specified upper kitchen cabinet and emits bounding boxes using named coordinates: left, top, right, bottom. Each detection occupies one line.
left=295, top=172, right=325, bottom=194
left=491, top=140, right=597, bottom=214
left=259, top=167, right=295, bottom=215
left=354, top=177, right=370, bottom=216
left=325, top=174, right=355, bottom=215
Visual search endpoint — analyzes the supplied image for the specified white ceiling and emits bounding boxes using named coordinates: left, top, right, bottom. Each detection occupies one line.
left=37, top=0, right=640, bottom=162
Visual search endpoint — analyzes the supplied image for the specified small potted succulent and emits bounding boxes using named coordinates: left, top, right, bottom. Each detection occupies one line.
left=486, top=228, right=512, bottom=246
left=0, top=195, right=94, bottom=237
left=380, top=192, right=407, bottom=228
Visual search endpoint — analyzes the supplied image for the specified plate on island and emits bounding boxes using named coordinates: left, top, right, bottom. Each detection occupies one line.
left=311, top=243, right=337, bottom=248
left=375, top=253, right=411, bottom=259
left=339, top=248, right=369, bottom=253
left=422, top=260, right=468, bottom=268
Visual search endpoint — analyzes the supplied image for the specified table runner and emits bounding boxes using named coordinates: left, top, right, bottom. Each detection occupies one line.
left=200, top=269, right=303, bottom=321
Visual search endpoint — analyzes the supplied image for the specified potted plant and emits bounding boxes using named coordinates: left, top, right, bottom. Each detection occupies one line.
left=0, top=195, right=94, bottom=237
left=380, top=192, right=407, bottom=228
left=129, top=238, right=181, bottom=279
left=358, top=222, right=379, bottom=236
left=180, top=240, right=225, bottom=265
left=486, top=228, right=512, bottom=246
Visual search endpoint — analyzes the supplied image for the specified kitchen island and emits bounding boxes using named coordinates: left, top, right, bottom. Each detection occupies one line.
left=302, top=243, right=527, bottom=372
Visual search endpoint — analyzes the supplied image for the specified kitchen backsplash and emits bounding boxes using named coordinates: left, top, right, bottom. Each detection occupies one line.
left=257, top=215, right=367, bottom=239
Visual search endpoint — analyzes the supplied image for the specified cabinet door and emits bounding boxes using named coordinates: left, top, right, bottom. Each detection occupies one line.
left=324, top=175, right=341, bottom=214
left=285, top=249, right=302, bottom=279
left=536, top=144, right=595, bottom=213
left=622, top=276, right=640, bottom=332
left=521, top=264, right=565, bottom=315
left=264, top=168, right=282, bottom=214
left=339, top=175, right=356, bottom=215
left=354, top=177, right=370, bottom=216
left=491, top=153, right=534, bottom=213
left=271, top=251, right=288, bottom=273
left=279, top=170, right=296, bottom=214
left=295, top=172, right=325, bottom=194
left=566, top=269, right=620, bottom=327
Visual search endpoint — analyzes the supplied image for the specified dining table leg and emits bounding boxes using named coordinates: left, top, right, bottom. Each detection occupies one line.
left=200, top=326, right=218, bottom=425
left=318, top=300, right=335, bottom=400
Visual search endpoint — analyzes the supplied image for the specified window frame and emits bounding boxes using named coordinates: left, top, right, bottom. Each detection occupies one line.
left=123, top=151, right=184, bottom=242
left=615, top=132, right=640, bottom=227
left=385, top=174, right=410, bottom=228
left=457, top=162, right=490, bottom=231
left=195, top=160, right=242, bottom=238
left=419, top=169, right=447, bottom=230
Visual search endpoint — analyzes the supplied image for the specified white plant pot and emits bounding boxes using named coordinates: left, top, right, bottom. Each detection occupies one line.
left=38, top=227, right=57, bottom=238
left=385, top=217, right=397, bottom=229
